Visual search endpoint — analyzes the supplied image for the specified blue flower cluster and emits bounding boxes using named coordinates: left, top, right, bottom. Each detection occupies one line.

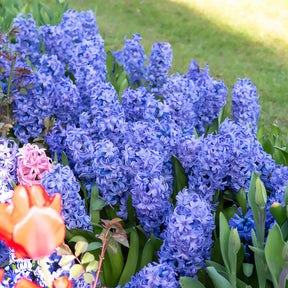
left=159, top=188, right=215, bottom=277
left=179, top=118, right=275, bottom=202
left=122, top=146, right=173, bottom=236
left=0, top=138, right=18, bottom=203
left=12, top=13, right=41, bottom=64
left=4, top=9, right=288, bottom=287
left=146, top=42, right=173, bottom=93
left=186, top=59, right=229, bottom=134
left=41, top=164, right=91, bottom=230
left=118, top=262, right=180, bottom=288
left=121, top=87, right=159, bottom=122
left=113, top=33, right=147, bottom=85
left=231, top=78, right=261, bottom=134
left=13, top=54, right=81, bottom=142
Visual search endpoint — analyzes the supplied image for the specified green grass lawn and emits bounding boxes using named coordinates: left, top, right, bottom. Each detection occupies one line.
left=47, top=0, right=288, bottom=136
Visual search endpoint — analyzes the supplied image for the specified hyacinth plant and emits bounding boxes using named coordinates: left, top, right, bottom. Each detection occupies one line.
left=1, top=8, right=288, bottom=288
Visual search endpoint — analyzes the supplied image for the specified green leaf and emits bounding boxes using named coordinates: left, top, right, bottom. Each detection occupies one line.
left=206, top=261, right=251, bottom=288
left=90, top=184, right=101, bottom=225
left=57, top=243, right=73, bottom=256
left=59, top=255, right=75, bottom=266
left=139, top=238, right=154, bottom=270
left=126, top=194, right=137, bottom=226
left=61, top=151, right=69, bottom=166
left=265, top=224, right=285, bottom=288
left=106, top=50, right=114, bottom=81
left=11, top=180, right=16, bottom=188
left=171, top=155, right=188, bottom=204
left=219, top=212, right=231, bottom=273
left=271, top=124, right=281, bottom=138
left=86, top=241, right=103, bottom=252
left=70, top=264, right=84, bottom=279
left=69, top=235, right=87, bottom=243
left=86, top=260, right=99, bottom=272
left=83, top=272, right=95, bottom=284
left=223, top=205, right=238, bottom=221
left=281, top=219, right=288, bottom=241
left=206, top=267, right=232, bottom=288
left=248, top=246, right=265, bottom=261
left=256, top=124, right=265, bottom=144
left=81, top=252, right=95, bottom=264
left=179, top=277, right=206, bottom=288
left=263, top=138, right=274, bottom=155
left=91, top=199, right=106, bottom=211
left=53, top=150, right=58, bottom=164
left=75, top=241, right=89, bottom=257
left=118, top=78, right=129, bottom=97
left=117, top=228, right=139, bottom=286
left=270, top=202, right=287, bottom=226
left=243, top=263, right=254, bottom=277
left=236, top=188, right=247, bottom=215
left=285, top=184, right=288, bottom=207
left=112, top=233, right=129, bottom=248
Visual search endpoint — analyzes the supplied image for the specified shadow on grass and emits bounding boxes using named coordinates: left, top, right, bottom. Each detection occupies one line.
left=69, top=0, right=288, bottom=133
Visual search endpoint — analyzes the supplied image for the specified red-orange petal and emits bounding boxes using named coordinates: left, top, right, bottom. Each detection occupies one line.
left=12, top=206, right=65, bottom=259
left=28, top=185, right=51, bottom=207
left=15, top=278, right=42, bottom=288
left=11, top=186, right=30, bottom=223
left=53, top=276, right=73, bottom=288
left=49, top=193, right=62, bottom=214
left=0, top=203, right=14, bottom=242
left=0, top=268, right=4, bottom=283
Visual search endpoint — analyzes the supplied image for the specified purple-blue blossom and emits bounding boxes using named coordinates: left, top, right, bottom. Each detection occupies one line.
left=12, top=13, right=41, bottom=64
left=159, top=188, right=215, bottom=277
left=186, top=59, right=228, bottom=135
left=0, top=138, right=18, bottom=202
left=116, top=33, right=147, bottom=85
left=231, top=78, right=261, bottom=134
left=146, top=42, right=173, bottom=92
left=91, top=139, right=128, bottom=205
left=118, top=262, right=180, bottom=288
left=41, top=164, right=91, bottom=230
left=121, top=87, right=159, bottom=122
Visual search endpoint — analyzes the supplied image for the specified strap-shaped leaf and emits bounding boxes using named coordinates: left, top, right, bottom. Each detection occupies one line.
left=206, top=267, right=232, bottom=288
left=179, top=277, right=206, bottom=288
left=265, top=224, right=285, bottom=288
left=219, top=212, right=231, bottom=274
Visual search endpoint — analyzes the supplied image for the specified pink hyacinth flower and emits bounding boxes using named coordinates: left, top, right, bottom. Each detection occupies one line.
left=17, top=144, right=53, bottom=187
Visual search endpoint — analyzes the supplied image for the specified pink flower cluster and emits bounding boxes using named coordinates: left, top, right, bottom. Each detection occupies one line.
left=17, top=144, right=53, bottom=186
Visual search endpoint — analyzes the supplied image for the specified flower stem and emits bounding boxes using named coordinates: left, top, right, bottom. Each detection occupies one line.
left=39, top=258, right=53, bottom=288
left=93, top=230, right=111, bottom=288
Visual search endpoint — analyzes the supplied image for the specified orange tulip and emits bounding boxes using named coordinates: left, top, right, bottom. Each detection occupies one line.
left=15, top=278, right=42, bottom=288
left=53, top=276, right=73, bottom=288
left=14, top=277, right=73, bottom=288
left=0, top=269, right=4, bottom=283
left=0, top=185, right=65, bottom=259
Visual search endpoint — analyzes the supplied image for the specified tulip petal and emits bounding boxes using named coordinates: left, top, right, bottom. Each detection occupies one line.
left=15, top=278, right=42, bottom=288
left=0, top=268, right=4, bottom=283
left=13, top=206, right=65, bottom=259
left=28, top=185, right=51, bottom=207
left=49, top=193, right=62, bottom=215
left=53, top=276, right=72, bottom=288
left=11, top=186, right=30, bottom=223
left=0, top=203, right=14, bottom=242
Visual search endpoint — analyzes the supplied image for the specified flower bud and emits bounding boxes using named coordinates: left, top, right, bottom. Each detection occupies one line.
left=231, top=228, right=241, bottom=254
left=255, top=177, right=267, bottom=210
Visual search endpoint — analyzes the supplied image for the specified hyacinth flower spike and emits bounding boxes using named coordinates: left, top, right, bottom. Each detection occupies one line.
left=0, top=184, right=65, bottom=259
